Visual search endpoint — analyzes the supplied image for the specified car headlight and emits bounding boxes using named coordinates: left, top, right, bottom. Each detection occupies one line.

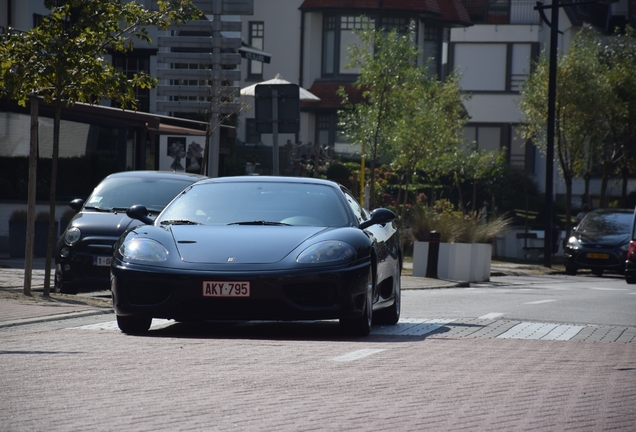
left=119, top=238, right=168, bottom=262
left=619, top=242, right=630, bottom=253
left=566, top=236, right=581, bottom=249
left=64, top=227, right=81, bottom=246
left=297, top=241, right=355, bottom=263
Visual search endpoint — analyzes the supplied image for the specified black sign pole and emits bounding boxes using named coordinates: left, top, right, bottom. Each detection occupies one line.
left=272, top=89, right=279, bottom=176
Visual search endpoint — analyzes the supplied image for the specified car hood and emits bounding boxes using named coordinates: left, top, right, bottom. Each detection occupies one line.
left=170, top=225, right=328, bottom=264
left=576, top=231, right=630, bottom=246
left=70, top=211, right=145, bottom=238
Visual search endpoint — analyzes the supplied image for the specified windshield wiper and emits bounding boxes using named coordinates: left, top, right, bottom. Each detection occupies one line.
left=160, top=219, right=202, bottom=225
left=83, top=206, right=111, bottom=213
left=227, top=220, right=290, bottom=226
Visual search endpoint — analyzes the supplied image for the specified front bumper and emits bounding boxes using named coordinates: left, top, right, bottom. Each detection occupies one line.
left=111, top=261, right=371, bottom=322
left=563, top=247, right=626, bottom=272
left=55, top=237, right=118, bottom=289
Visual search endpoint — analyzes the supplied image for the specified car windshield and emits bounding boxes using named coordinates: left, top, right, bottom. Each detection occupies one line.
left=84, top=176, right=194, bottom=213
left=577, top=211, right=632, bottom=235
left=157, top=181, right=351, bottom=227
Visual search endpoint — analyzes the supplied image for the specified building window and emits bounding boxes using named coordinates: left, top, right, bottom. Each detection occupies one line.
left=322, top=14, right=374, bottom=77
left=423, top=26, right=449, bottom=78
left=248, top=21, right=264, bottom=80
left=112, top=52, right=151, bottom=112
left=452, top=42, right=538, bottom=93
left=464, top=124, right=535, bottom=172
left=463, top=125, right=502, bottom=152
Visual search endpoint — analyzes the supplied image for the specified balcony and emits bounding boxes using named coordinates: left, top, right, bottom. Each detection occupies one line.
left=462, top=0, right=541, bottom=25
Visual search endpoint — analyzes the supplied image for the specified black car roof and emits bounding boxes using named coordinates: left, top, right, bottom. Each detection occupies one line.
left=196, top=175, right=341, bottom=188
left=103, top=170, right=207, bottom=182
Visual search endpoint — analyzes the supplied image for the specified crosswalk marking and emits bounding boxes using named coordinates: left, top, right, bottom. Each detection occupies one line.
left=69, top=317, right=588, bottom=341
left=524, top=299, right=558, bottom=305
left=372, top=318, right=454, bottom=336
left=330, top=349, right=386, bottom=362
left=497, top=322, right=585, bottom=341
left=479, top=312, right=506, bottom=320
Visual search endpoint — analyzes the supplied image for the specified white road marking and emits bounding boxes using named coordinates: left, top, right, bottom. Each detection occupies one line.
left=478, top=312, right=506, bottom=320
left=70, top=319, right=172, bottom=331
left=590, top=287, right=629, bottom=291
left=329, top=349, right=386, bottom=362
left=497, top=322, right=585, bottom=341
left=524, top=299, right=558, bottom=305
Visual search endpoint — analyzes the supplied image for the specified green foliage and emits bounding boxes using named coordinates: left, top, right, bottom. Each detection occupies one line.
left=0, top=0, right=200, bottom=108
left=325, top=163, right=351, bottom=180
left=410, top=199, right=512, bottom=244
left=9, top=210, right=28, bottom=223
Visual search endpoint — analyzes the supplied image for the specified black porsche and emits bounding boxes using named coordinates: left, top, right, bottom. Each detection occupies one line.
left=111, top=176, right=402, bottom=336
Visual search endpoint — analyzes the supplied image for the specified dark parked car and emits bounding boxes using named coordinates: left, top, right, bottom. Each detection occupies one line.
left=111, top=176, right=402, bottom=336
left=625, top=206, right=636, bottom=284
left=55, top=171, right=206, bottom=294
left=564, top=208, right=632, bottom=276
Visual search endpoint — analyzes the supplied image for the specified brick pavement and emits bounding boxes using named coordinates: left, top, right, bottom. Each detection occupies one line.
left=1, top=323, right=634, bottom=431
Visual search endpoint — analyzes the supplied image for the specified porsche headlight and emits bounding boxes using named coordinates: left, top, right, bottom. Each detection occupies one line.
left=64, top=227, right=81, bottom=246
left=297, top=241, right=355, bottom=263
left=119, top=238, right=168, bottom=262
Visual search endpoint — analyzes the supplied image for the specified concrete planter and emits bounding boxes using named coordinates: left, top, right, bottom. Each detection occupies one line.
left=412, top=241, right=492, bottom=282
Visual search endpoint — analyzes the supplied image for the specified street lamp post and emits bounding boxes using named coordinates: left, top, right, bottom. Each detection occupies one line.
left=533, top=0, right=616, bottom=268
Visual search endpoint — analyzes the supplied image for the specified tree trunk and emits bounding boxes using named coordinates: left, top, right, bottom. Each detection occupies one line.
left=599, top=161, right=613, bottom=208
left=564, top=176, right=573, bottom=241
left=44, top=105, right=61, bottom=295
left=583, top=172, right=591, bottom=207
left=23, top=96, right=39, bottom=296
left=620, top=165, right=629, bottom=208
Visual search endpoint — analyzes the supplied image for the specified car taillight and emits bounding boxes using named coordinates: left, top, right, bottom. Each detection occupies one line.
left=628, top=241, right=636, bottom=262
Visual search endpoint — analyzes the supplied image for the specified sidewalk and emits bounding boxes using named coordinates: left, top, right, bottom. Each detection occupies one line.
left=0, top=256, right=553, bottom=328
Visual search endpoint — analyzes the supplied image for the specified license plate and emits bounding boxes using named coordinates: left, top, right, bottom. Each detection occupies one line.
left=93, top=256, right=111, bottom=266
left=587, top=253, right=609, bottom=259
left=202, top=281, right=250, bottom=298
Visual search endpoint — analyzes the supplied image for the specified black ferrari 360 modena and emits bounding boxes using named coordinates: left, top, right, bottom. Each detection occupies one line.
left=111, top=176, right=402, bottom=336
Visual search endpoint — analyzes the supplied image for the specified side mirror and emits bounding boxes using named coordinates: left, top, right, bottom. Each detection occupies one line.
left=69, top=198, right=84, bottom=212
left=126, top=205, right=153, bottom=225
left=359, top=208, right=396, bottom=230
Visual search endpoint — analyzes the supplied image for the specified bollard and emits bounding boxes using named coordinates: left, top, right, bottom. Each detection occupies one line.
left=426, top=231, right=440, bottom=279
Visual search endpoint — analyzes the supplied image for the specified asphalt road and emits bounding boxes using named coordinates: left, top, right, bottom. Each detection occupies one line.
left=1, top=273, right=635, bottom=431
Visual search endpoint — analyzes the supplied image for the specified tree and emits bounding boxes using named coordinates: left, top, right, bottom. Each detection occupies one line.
left=391, top=67, right=468, bottom=222
left=599, top=25, right=636, bottom=207
left=0, top=0, right=200, bottom=295
left=338, top=24, right=421, bottom=208
left=519, top=26, right=611, bottom=239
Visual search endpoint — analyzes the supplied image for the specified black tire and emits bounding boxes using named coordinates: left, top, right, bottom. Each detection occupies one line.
left=117, top=315, right=152, bottom=334
left=373, top=272, right=401, bottom=326
left=592, top=268, right=604, bottom=277
left=340, top=268, right=373, bottom=336
left=565, top=266, right=577, bottom=276
left=59, top=283, right=79, bottom=295
left=626, top=276, right=636, bottom=285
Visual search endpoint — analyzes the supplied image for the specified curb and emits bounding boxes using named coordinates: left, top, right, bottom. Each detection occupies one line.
left=0, top=308, right=113, bottom=329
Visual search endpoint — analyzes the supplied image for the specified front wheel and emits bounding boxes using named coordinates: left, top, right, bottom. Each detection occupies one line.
left=340, top=268, right=373, bottom=337
left=625, top=276, right=636, bottom=285
left=117, top=315, right=152, bottom=334
left=374, top=274, right=401, bottom=326
left=565, top=266, right=577, bottom=276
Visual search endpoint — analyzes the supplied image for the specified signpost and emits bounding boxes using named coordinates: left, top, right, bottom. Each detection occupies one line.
left=156, top=0, right=254, bottom=177
left=255, top=84, right=300, bottom=175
